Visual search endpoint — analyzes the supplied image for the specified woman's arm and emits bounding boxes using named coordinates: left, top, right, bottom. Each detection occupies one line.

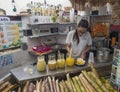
left=66, top=44, right=71, bottom=53
left=80, top=45, right=91, bottom=59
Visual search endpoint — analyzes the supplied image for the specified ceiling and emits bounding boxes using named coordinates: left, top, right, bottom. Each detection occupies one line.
left=69, top=0, right=120, bottom=10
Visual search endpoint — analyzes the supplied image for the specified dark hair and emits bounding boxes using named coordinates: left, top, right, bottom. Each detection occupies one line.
left=73, top=19, right=89, bottom=45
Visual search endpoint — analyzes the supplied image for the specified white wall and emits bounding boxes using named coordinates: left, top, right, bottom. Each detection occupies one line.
left=0, top=0, right=72, bottom=15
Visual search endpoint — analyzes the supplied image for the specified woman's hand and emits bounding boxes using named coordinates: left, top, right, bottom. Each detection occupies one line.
left=66, top=44, right=71, bottom=53
left=80, top=45, right=91, bottom=59
left=80, top=52, right=85, bottom=59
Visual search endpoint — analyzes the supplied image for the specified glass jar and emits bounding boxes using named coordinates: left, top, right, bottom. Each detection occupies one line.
left=48, top=54, right=57, bottom=70
left=36, top=56, right=46, bottom=72
left=66, top=53, right=74, bottom=67
left=57, top=53, right=65, bottom=69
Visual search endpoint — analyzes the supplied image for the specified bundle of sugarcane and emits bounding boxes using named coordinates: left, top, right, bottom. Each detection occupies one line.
left=22, top=70, right=117, bottom=92
left=89, top=62, right=99, bottom=78
left=0, top=81, right=17, bottom=92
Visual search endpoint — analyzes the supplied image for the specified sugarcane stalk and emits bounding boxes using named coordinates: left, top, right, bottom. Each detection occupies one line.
left=61, top=80, right=69, bottom=92
left=71, top=78, right=76, bottom=92
left=89, top=62, right=99, bottom=78
left=60, top=82, right=65, bottom=92
left=36, top=81, right=40, bottom=92
left=79, top=74, right=97, bottom=92
left=82, top=70, right=103, bottom=92
left=56, top=79, right=60, bottom=92
left=34, top=90, right=37, bottom=92
left=41, top=80, right=45, bottom=92
left=90, top=72, right=109, bottom=92
left=45, top=81, right=50, bottom=92
left=79, top=76, right=90, bottom=92
left=72, top=77, right=81, bottom=92
left=48, top=77, right=53, bottom=92
left=52, top=76, right=57, bottom=92
left=75, top=76, right=86, bottom=92
left=2, top=84, right=17, bottom=92
left=17, top=87, right=21, bottom=92
left=39, top=80, right=42, bottom=92
left=65, top=81, right=71, bottom=92
left=29, top=82, right=35, bottom=92
left=23, top=81, right=30, bottom=92
left=66, top=74, right=74, bottom=92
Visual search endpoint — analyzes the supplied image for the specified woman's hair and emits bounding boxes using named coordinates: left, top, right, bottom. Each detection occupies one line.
left=73, top=19, right=89, bottom=45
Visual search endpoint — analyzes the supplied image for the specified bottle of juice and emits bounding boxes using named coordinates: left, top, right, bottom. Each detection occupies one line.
left=37, top=56, right=46, bottom=72
left=48, top=54, right=57, bottom=70
left=50, top=5, right=53, bottom=16
left=39, top=6, right=42, bottom=16
left=57, top=53, right=65, bottom=69
left=66, top=53, right=74, bottom=67
left=34, top=2, right=37, bottom=15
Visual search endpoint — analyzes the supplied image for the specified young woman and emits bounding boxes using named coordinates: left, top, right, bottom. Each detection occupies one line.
left=66, top=19, right=92, bottom=59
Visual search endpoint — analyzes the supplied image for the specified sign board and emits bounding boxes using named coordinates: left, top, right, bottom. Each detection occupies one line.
left=0, top=16, right=22, bottom=50
left=0, top=54, right=14, bottom=68
left=29, top=16, right=53, bottom=24
left=0, top=17, right=10, bottom=22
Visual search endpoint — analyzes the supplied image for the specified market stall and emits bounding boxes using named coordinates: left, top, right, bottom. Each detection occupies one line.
left=0, top=0, right=120, bottom=91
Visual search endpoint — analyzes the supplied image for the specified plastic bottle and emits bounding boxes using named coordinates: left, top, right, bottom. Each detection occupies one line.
left=70, top=8, right=74, bottom=23
left=31, top=1, right=34, bottom=16
left=88, top=52, right=94, bottom=63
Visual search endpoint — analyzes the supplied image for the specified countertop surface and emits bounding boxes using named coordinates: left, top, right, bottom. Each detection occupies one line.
left=11, top=60, right=113, bottom=82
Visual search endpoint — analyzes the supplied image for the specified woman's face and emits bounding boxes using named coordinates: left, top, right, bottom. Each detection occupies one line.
left=77, top=26, right=87, bottom=36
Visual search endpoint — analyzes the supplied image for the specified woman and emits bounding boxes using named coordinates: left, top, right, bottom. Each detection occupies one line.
left=66, top=19, right=92, bottom=59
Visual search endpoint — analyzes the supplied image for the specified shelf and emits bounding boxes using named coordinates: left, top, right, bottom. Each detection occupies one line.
left=17, top=14, right=32, bottom=17
left=94, top=20, right=111, bottom=23
left=29, top=33, right=68, bottom=38
left=58, top=33, right=68, bottom=35
left=59, top=22, right=76, bottom=25
left=112, top=19, right=120, bottom=21
left=92, top=37, right=106, bottom=40
left=29, top=33, right=59, bottom=38
left=90, top=14, right=111, bottom=17
left=28, top=22, right=76, bottom=26
left=28, top=49, right=58, bottom=56
left=28, top=23, right=59, bottom=26
left=0, top=46, right=20, bottom=52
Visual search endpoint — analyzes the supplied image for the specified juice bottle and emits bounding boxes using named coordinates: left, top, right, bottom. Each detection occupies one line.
left=111, top=37, right=116, bottom=46
left=57, top=53, right=65, bottom=69
left=34, top=2, right=37, bottom=15
left=37, top=56, right=46, bottom=72
left=39, top=6, right=42, bottom=16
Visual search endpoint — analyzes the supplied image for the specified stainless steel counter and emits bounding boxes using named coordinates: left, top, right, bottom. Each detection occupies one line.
left=10, top=61, right=113, bottom=82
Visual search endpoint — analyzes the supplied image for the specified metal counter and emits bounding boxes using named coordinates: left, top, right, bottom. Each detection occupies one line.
left=10, top=61, right=113, bottom=82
